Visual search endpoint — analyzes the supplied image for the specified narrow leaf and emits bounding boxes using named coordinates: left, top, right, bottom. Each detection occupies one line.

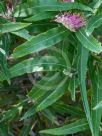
left=94, top=101, right=102, bottom=110
left=14, top=2, right=92, bottom=17
left=78, top=45, right=93, bottom=134
left=87, top=13, right=102, bottom=35
left=20, top=120, right=33, bottom=136
left=0, top=56, right=66, bottom=81
left=24, top=12, right=56, bottom=22
left=0, top=34, right=10, bottom=83
left=0, top=122, right=8, bottom=136
left=52, top=102, right=85, bottom=117
left=36, top=77, right=68, bottom=111
left=11, top=29, right=32, bottom=40
left=28, top=72, right=62, bottom=102
left=40, top=118, right=89, bottom=135
left=89, top=60, right=102, bottom=136
left=0, top=22, right=31, bottom=34
left=13, top=27, right=68, bottom=58
left=76, top=28, right=102, bottom=53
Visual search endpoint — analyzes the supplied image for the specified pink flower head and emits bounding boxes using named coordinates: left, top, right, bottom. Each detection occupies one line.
left=55, top=13, right=85, bottom=32
left=62, top=0, right=74, bottom=2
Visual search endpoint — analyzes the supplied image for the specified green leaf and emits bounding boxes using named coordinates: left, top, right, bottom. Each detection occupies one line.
left=0, top=56, right=66, bottom=81
left=0, top=103, right=23, bottom=122
left=13, top=27, right=68, bottom=58
left=42, top=109, right=58, bottom=125
left=0, top=22, right=31, bottom=34
left=11, top=29, right=32, bottom=40
left=0, top=2, right=5, bottom=13
left=40, top=118, right=89, bottom=135
left=21, top=105, right=36, bottom=120
left=0, top=122, right=8, bottom=136
left=33, top=2, right=92, bottom=11
left=76, top=28, right=102, bottom=53
left=52, top=102, right=85, bottom=117
left=90, top=0, right=102, bottom=13
left=87, top=13, right=102, bottom=35
left=78, top=45, right=93, bottom=135
left=89, top=60, right=102, bottom=136
left=28, top=72, right=62, bottom=102
left=68, top=49, right=79, bottom=101
left=92, top=0, right=102, bottom=9
left=36, top=77, right=68, bottom=111
left=26, top=75, right=67, bottom=119
left=14, top=2, right=92, bottom=17
left=28, top=22, right=57, bottom=33
left=24, top=12, right=56, bottom=22
left=94, top=101, right=102, bottom=110
left=68, top=76, right=78, bottom=101
left=20, top=120, right=34, bottom=136
left=0, top=34, right=11, bottom=84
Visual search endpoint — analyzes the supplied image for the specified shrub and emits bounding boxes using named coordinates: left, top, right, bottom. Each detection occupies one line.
left=0, top=0, right=102, bottom=135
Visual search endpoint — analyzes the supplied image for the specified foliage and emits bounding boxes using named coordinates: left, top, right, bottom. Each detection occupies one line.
left=0, top=0, right=102, bottom=136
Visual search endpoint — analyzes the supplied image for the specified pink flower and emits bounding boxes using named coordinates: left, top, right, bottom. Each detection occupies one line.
left=55, top=12, right=85, bottom=32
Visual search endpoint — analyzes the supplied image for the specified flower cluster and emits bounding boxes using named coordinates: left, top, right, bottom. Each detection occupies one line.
left=55, top=12, right=85, bottom=32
